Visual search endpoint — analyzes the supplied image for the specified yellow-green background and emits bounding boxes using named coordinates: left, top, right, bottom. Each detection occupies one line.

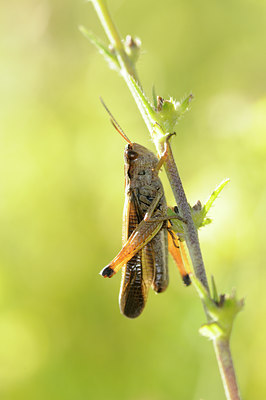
left=1, top=0, right=266, bottom=399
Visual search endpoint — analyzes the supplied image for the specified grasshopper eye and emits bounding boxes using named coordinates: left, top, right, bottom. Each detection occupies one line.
left=127, top=149, right=138, bottom=160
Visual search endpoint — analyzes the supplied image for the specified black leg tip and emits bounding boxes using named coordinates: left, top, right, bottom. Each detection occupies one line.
left=100, top=266, right=115, bottom=278
left=183, top=274, right=191, bottom=286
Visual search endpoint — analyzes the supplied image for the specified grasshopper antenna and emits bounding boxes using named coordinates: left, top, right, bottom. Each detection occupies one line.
left=100, top=97, right=132, bottom=145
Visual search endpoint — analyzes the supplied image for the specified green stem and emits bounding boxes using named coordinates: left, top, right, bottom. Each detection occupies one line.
left=214, top=339, right=241, bottom=400
left=91, top=0, right=155, bottom=132
left=156, top=141, right=209, bottom=291
left=91, top=0, right=139, bottom=82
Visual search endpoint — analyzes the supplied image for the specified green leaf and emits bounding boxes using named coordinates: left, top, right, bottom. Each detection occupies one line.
left=155, top=94, right=194, bottom=133
left=199, top=322, right=224, bottom=340
left=204, top=179, right=230, bottom=215
left=191, top=274, right=244, bottom=340
left=191, top=179, right=230, bottom=230
left=169, top=179, right=229, bottom=239
left=79, top=26, right=119, bottom=70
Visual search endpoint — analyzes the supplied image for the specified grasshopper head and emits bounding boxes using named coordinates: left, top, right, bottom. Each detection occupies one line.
left=125, top=143, right=157, bottom=164
left=124, top=143, right=158, bottom=181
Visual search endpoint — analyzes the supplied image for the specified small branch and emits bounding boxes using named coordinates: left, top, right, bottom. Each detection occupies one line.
left=157, top=140, right=209, bottom=291
left=214, top=339, right=241, bottom=400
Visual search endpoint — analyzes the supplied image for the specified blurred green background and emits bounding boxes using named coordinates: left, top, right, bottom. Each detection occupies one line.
left=0, top=0, right=266, bottom=399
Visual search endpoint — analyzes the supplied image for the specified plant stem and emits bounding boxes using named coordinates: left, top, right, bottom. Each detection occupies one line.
left=157, top=141, right=209, bottom=291
left=91, top=0, right=139, bottom=82
left=92, top=0, right=209, bottom=291
left=89, top=1, right=240, bottom=399
left=91, top=0, right=156, bottom=132
left=214, top=339, right=241, bottom=400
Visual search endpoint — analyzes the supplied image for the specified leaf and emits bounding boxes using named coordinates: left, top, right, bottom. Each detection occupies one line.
left=79, top=26, right=119, bottom=70
left=204, top=179, right=230, bottom=215
left=191, top=179, right=230, bottom=229
left=191, top=274, right=244, bottom=340
left=154, top=94, right=194, bottom=133
left=199, top=322, right=224, bottom=340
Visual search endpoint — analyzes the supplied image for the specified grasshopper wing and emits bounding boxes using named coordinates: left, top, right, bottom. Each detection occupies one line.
left=119, top=193, right=155, bottom=318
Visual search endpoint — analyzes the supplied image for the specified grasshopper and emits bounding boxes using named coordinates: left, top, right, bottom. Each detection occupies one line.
left=100, top=101, right=190, bottom=318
